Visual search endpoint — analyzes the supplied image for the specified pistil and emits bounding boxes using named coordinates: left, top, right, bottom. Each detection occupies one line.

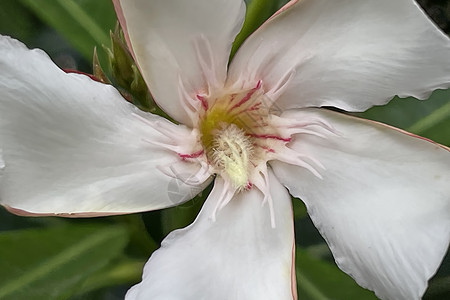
left=210, top=123, right=253, bottom=190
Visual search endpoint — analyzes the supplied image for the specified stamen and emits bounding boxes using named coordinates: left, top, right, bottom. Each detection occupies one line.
left=197, top=79, right=331, bottom=228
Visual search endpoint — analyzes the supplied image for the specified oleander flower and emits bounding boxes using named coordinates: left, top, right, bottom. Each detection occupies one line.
left=1, top=0, right=449, bottom=299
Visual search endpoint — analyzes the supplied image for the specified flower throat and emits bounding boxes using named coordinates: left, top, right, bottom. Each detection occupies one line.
left=199, top=81, right=268, bottom=190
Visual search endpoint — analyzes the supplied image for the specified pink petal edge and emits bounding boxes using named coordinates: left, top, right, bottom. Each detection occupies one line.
left=347, top=112, right=450, bottom=152
left=112, top=0, right=137, bottom=62
left=268, top=0, right=300, bottom=21
left=291, top=240, right=298, bottom=300
left=3, top=205, right=135, bottom=218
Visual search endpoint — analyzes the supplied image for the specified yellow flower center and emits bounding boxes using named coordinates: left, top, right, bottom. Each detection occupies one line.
left=199, top=82, right=269, bottom=190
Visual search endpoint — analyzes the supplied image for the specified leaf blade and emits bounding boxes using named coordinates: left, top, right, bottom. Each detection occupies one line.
left=0, top=224, right=128, bottom=300
left=19, top=0, right=115, bottom=61
left=296, top=248, right=378, bottom=300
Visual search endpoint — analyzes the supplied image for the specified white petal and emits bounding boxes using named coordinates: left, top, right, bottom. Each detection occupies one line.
left=229, top=0, right=450, bottom=111
left=0, top=36, right=208, bottom=216
left=113, top=0, right=246, bottom=125
left=271, top=108, right=450, bottom=300
left=0, top=149, right=4, bottom=169
left=126, top=171, right=296, bottom=300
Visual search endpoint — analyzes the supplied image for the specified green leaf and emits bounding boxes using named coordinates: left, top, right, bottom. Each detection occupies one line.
left=111, top=215, right=159, bottom=257
left=424, top=275, right=450, bottom=300
left=19, top=0, right=116, bottom=62
left=74, top=258, right=145, bottom=297
left=230, top=0, right=290, bottom=59
left=0, top=0, right=38, bottom=43
left=230, top=0, right=280, bottom=60
left=292, top=196, right=308, bottom=219
left=356, top=88, right=450, bottom=146
left=296, top=248, right=378, bottom=300
left=0, top=224, right=128, bottom=300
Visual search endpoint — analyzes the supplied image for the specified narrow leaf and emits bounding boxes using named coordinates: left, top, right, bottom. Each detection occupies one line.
left=19, top=0, right=115, bottom=61
left=75, top=258, right=145, bottom=297
left=0, top=224, right=128, bottom=300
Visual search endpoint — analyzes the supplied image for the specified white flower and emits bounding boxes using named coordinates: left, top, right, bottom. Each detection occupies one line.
left=1, top=0, right=449, bottom=299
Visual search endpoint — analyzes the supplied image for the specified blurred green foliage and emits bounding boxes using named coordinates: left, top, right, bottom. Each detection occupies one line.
left=296, top=249, right=378, bottom=300
left=0, top=0, right=449, bottom=299
left=0, top=224, right=128, bottom=300
left=19, top=0, right=116, bottom=64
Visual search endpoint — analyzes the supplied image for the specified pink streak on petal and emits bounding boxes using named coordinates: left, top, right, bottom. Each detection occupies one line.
left=196, top=94, right=209, bottom=110
left=229, top=87, right=259, bottom=111
left=256, top=144, right=275, bottom=153
left=228, top=80, right=261, bottom=112
left=248, top=102, right=262, bottom=111
left=248, top=133, right=291, bottom=142
left=263, top=147, right=275, bottom=153
left=178, top=149, right=205, bottom=160
left=112, top=0, right=137, bottom=62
